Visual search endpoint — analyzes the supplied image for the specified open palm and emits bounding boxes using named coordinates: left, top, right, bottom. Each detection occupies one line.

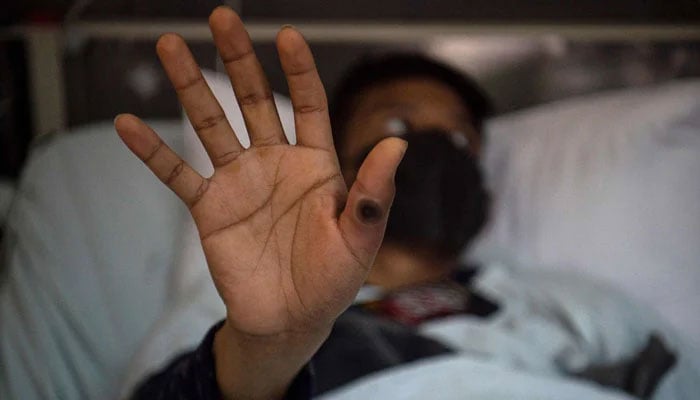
left=115, top=7, right=406, bottom=339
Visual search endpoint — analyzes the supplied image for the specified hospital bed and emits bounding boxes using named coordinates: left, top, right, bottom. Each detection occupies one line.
left=1, top=17, right=700, bottom=399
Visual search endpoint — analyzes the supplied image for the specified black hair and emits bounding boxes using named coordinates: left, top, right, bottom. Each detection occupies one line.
left=329, top=53, right=494, bottom=153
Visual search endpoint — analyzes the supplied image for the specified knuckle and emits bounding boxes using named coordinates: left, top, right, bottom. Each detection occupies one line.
left=294, top=103, right=327, bottom=115
left=193, top=113, right=227, bottom=132
left=252, top=133, right=280, bottom=147
left=221, top=48, right=255, bottom=65
left=237, top=90, right=274, bottom=107
left=213, top=150, right=242, bottom=166
left=143, top=140, right=164, bottom=164
left=189, top=178, right=210, bottom=208
left=165, top=160, right=185, bottom=185
left=286, top=65, right=315, bottom=78
left=174, top=74, right=205, bottom=92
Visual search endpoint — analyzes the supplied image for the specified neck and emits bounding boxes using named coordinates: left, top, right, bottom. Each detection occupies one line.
left=366, top=242, right=457, bottom=290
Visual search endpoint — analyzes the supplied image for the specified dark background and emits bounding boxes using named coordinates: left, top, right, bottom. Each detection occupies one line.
left=4, top=0, right=700, bottom=23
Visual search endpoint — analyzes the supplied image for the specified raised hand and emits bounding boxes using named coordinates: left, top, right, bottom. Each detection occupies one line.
left=115, top=6, right=405, bottom=398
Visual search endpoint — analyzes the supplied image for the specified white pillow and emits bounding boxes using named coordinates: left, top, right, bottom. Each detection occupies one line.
left=0, top=120, right=185, bottom=400
left=471, top=79, right=700, bottom=346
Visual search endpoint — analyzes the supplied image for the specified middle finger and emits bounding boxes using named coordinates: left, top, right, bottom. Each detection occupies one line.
left=209, top=6, right=287, bottom=147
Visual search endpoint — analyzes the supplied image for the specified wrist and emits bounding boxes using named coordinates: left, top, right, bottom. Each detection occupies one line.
left=213, top=319, right=330, bottom=400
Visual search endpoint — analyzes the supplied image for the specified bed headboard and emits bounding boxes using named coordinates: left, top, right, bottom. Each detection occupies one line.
left=3, top=8, right=700, bottom=136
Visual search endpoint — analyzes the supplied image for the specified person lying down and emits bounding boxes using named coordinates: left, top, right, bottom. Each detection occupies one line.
left=115, top=6, right=697, bottom=400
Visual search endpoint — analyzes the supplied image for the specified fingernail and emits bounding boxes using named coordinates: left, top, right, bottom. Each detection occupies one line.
left=357, top=199, right=383, bottom=224
left=114, top=114, right=125, bottom=125
left=281, top=24, right=295, bottom=31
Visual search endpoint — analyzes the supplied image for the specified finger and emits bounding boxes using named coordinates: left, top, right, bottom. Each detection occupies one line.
left=115, top=114, right=209, bottom=208
left=338, top=137, right=407, bottom=268
left=156, top=33, right=243, bottom=167
left=277, top=26, right=333, bottom=151
left=209, top=6, right=286, bottom=147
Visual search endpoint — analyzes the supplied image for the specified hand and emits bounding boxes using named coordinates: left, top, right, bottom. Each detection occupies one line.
left=115, top=6, right=406, bottom=399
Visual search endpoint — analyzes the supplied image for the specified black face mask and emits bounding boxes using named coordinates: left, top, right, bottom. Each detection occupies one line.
left=355, top=130, right=490, bottom=256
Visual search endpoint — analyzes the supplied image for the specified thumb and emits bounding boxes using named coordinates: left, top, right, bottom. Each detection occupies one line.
left=338, top=137, right=407, bottom=269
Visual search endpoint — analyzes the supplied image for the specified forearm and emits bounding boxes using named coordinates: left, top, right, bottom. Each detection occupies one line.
left=214, top=319, right=330, bottom=400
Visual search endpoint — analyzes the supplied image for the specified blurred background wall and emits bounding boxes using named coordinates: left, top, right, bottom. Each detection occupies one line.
left=1, top=0, right=700, bottom=180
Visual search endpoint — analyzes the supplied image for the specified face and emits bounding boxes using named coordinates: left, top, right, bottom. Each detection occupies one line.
left=338, top=77, right=481, bottom=181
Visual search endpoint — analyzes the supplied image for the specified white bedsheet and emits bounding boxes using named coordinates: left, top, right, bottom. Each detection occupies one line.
left=418, top=265, right=700, bottom=400
left=318, top=355, right=635, bottom=400
left=318, top=265, right=700, bottom=400
left=122, top=262, right=700, bottom=399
